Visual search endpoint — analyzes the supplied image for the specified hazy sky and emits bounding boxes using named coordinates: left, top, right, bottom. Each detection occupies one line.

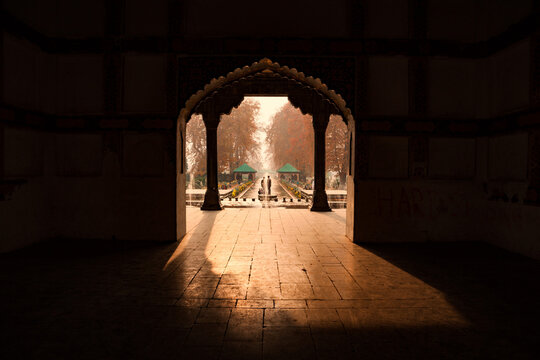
left=246, top=96, right=289, bottom=170
left=247, top=96, right=289, bottom=127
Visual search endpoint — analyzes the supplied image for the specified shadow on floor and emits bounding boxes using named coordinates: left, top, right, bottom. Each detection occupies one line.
left=1, top=224, right=539, bottom=359
left=358, top=242, right=540, bottom=359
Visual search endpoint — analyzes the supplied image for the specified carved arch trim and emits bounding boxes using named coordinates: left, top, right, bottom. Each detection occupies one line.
left=178, top=58, right=354, bottom=124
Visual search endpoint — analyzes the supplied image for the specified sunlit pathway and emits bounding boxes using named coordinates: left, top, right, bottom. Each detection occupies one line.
left=0, top=208, right=538, bottom=359
left=239, top=175, right=293, bottom=200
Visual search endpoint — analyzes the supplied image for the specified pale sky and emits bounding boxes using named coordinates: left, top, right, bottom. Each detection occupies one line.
left=246, top=96, right=289, bottom=170
left=246, top=96, right=289, bottom=127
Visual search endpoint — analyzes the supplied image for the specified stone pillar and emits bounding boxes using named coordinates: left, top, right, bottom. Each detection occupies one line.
left=201, top=111, right=222, bottom=210
left=311, top=111, right=331, bottom=211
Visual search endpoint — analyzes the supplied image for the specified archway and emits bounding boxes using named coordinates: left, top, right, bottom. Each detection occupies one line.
left=176, top=58, right=356, bottom=241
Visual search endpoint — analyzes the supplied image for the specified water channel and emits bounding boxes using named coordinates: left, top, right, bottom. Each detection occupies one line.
left=225, top=174, right=309, bottom=208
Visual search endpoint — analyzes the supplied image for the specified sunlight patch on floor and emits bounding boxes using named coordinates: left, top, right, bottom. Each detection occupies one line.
left=163, top=208, right=470, bottom=328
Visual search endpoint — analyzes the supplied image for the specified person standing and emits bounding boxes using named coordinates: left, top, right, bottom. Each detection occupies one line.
left=267, top=175, right=272, bottom=195
left=260, top=178, right=265, bottom=194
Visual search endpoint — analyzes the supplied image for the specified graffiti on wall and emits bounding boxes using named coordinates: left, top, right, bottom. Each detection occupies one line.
left=367, top=184, right=523, bottom=225
left=372, top=186, right=469, bottom=219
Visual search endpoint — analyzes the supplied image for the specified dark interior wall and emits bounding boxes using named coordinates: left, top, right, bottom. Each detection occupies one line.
left=2, top=33, right=43, bottom=112
left=181, top=0, right=353, bottom=38
left=351, top=1, right=539, bottom=259
left=3, top=0, right=105, bottom=38
left=3, top=0, right=534, bottom=41
left=0, top=124, right=177, bottom=252
left=427, top=0, right=534, bottom=42
left=0, top=1, right=177, bottom=250
left=0, top=126, right=52, bottom=251
left=1, top=0, right=539, bottom=257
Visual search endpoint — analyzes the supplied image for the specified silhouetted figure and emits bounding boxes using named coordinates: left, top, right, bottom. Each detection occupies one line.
left=260, top=178, right=265, bottom=194
left=267, top=176, right=272, bottom=195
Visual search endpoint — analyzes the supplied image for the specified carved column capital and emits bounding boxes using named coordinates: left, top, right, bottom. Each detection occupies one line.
left=197, top=89, right=244, bottom=129
left=312, top=109, right=330, bottom=132
left=201, top=110, right=220, bottom=130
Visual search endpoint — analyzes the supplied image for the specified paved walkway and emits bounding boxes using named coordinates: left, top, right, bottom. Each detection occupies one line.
left=1, top=208, right=539, bottom=359
left=241, top=176, right=292, bottom=200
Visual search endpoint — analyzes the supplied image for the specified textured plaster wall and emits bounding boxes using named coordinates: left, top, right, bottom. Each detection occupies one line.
left=478, top=133, right=540, bottom=259
left=428, top=59, right=477, bottom=118
left=365, top=0, right=408, bottom=39
left=356, top=179, right=483, bottom=242
left=368, top=57, right=409, bottom=116
left=355, top=133, right=540, bottom=260
left=357, top=136, right=481, bottom=243
left=123, top=55, right=168, bottom=113
left=50, top=131, right=176, bottom=242
left=429, top=138, right=476, bottom=179
left=427, top=0, right=533, bottom=42
left=481, top=0, right=533, bottom=41
left=491, top=40, right=530, bottom=115
left=4, top=0, right=105, bottom=38
left=125, top=0, right=168, bottom=37
left=427, top=0, right=479, bottom=42
left=1, top=2, right=538, bottom=259
left=182, top=0, right=351, bottom=38
left=3, top=34, right=40, bottom=111
left=57, top=55, right=104, bottom=114
left=2, top=34, right=104, bottom=115
left=3, top=0, right=533, bottom=42
left=368, top=136, right=409, bottom=178
left=0, top=127, right=177, bottom=253
left=0, top=128, right=53, bottom=252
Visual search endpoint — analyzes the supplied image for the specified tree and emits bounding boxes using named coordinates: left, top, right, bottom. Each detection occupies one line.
left=326, top=115, right=349, bottom=187
left=186, top=99, right=260, bottom=183
left=266, top=103, right=348, bottom=187
left=186, top=114, right=206, bottom=178
left=266, top=103, right=314, bottom=178
left=218, top=99, right=260, bottom=176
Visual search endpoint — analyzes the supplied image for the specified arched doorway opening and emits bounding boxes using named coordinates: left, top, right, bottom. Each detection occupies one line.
left=176, top=58, right=356, bottom=241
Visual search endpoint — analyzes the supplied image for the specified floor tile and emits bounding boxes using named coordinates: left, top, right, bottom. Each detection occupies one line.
left=196, top=308, right=232, bottom=324
left=3, top=208, right=540, bottom=360
left=264, top=309, right=308, bottom=327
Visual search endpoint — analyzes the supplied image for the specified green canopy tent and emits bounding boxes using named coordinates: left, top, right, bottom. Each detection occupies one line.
left=232, top=163, right=257, bottom=181
left=277, top=163, right=300, bottom=181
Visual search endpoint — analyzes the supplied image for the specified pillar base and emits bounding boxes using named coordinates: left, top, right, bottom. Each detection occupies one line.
left=310, top=189, right=331, bottom=212
left=201, top=188, right=222, bottom=210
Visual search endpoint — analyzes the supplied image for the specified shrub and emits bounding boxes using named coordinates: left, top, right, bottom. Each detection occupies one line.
left=231, top=180, right=252, bottom=198
left=281, top=179, right=302, bottom=198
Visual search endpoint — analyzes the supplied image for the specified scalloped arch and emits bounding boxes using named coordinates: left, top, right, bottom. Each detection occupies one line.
left=178, top=58, right=353, bottom=123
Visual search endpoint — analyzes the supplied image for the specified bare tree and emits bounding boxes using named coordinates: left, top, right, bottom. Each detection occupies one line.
left=326, top=115, right=348, bottom=186
left=186, top=115, right=206, bottom=177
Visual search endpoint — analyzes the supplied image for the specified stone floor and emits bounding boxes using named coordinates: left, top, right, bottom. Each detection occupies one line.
left=1, top=208, right=539, bottom=359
